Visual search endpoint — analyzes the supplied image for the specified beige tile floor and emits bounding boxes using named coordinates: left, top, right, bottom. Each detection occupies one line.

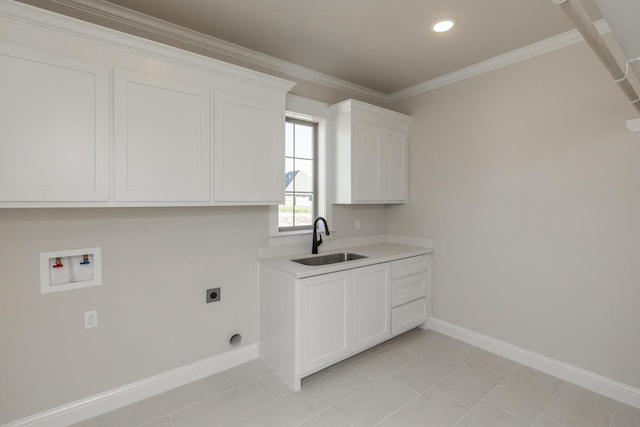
left=73, top=329, right=640, bottom=427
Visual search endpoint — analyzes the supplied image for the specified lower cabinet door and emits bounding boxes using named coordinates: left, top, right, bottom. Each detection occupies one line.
left=298, top=270, right=351, bottom=374
left=352, top=263, right=391, bottom=352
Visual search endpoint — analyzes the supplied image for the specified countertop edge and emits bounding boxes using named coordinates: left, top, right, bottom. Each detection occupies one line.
left=258, top=243, right=433, bottom=279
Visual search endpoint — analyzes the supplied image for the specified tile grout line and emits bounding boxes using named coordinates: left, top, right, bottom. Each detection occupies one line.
left=448, top=359, right=514, bottom=427
left=156, top=380, right=261, bottom=425
left=481, top=399, right=535, bottom=426
left=373, top=384, right=434, bottom=426
left=476, top=364, right=544, bottom=425
left=333, top=407, right=357, bottom=427
left=530, top=381, right=567, bottom=427
left=470, top=351, right=522, bottom=378
left=607, top=402, right=621, bottom=427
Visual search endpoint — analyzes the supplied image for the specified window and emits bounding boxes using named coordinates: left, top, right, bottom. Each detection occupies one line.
left=279, top=118, right=317, bottom=231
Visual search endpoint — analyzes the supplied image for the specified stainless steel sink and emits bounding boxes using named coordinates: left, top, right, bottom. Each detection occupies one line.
left=291, top=252, right=368, bottom=266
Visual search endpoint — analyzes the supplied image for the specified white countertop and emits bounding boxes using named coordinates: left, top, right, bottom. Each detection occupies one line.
left=258, top=242, right=433, bottom=279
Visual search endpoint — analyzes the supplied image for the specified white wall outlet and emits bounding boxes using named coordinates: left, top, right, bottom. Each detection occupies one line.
left=355, top=219, right=361, bottom=230
left=84, top=310, right=98, bottom=329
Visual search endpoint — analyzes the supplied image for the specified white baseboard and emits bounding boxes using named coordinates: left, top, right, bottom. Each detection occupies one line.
left=3, top=344, right=259, bottom=427
left=428, top=318, right=640, bottom=409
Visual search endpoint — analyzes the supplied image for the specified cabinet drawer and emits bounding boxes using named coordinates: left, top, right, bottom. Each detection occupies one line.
left=391, top=255, right=428, bottom=278
left=392, top=272, right=427, bottom=307
left=391, top=298, right=428, bottom=336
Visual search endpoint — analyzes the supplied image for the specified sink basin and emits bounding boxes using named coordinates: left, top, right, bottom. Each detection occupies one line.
left=291, top=252, right=368, bottom=266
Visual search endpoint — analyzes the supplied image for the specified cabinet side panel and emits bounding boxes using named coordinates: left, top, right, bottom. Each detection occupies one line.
left=258, top=264, right=298, bottom=390
left=333, top=111, right=353, bottom=203
left=381, top=129, right=408, bottom=202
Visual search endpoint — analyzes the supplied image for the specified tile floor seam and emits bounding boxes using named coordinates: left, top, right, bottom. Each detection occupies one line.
left=448, top=360, right=513, bottom=427
left=251, top=378, right=274, bottom=401
left=135, top=405, right=143, bottom=427
left=530, top=380, right=567, bottom=427
left=431, top=359, right=474, bottom=392
left=481, top=398, right=536, bottom=426
left=373, top=352, right=424, bottom=384
left=471, top=352, right=522, bottom=377
left=139, top=414, right=173, bottom=427
left=291, top=410, right=317, bottom=427
left=309, top=372, right=373, bottom=413
left=334, top=408, right=357, bottom=427
left=607, top=402, right=621, bottom=427
left=159, top=381, right=266, bottom=424
left=140, top=375, right=236, bottom=422
left=423, top=383, right=474, bottom=410
left=372, top=390, right=423, bottom=426
left=398, top=340, right=447, bottom=357
left=212, top=395, right=275, bottom=427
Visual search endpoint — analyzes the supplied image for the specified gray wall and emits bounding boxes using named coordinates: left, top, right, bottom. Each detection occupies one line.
left=386, top=41, right=640, bottom=388
left=0, top=204, right=385, bottom=423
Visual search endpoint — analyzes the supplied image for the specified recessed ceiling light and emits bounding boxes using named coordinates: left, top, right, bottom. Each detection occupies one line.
left=432, top=18, right=456, bottom=33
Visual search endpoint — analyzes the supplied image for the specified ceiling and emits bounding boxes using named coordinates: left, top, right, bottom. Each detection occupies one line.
left=20, top=0, right=603, bottom=95
left=97, top=0, right=602, bottom=94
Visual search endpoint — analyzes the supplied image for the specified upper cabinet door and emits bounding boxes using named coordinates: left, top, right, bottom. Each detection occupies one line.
left=381, top=129, right=408, bottom=202
left=114, top=69, right=211, bottom=202
left=0, top=44, right=109, bottom=202
left=352, top=123, right=382, bottom=202
left=214, top=92, right=284, bottom=203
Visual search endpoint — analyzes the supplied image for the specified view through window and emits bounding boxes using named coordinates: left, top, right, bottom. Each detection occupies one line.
left=279, top=118, right=317, bottom=230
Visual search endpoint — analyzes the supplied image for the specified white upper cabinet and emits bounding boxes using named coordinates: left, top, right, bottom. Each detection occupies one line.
left=0, top=2, right=295, bottom=207
left=114, top=69, right=211, bottom=202
left=332, top=99, right=410, bottom=204
left=214, top=92, right=284, bottom=203
left=0, top=43, right=109, bottom=202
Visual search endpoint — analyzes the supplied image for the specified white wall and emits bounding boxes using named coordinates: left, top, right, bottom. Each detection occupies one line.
left=386, top=41, right=640, bottom=388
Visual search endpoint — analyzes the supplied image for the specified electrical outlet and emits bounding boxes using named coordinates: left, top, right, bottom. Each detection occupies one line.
left=355, top=219, right=361, bottom=230
left=206, top=287, right=221, bottom=303
left=84, top=310, right=97, bottom=329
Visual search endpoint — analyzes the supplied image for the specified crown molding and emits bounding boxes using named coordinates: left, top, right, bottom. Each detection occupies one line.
left=386, top=19, right=611, bottom=102
left=46, top=0, right=388, bottom=103
left=30, top=0, right=610, bottom=104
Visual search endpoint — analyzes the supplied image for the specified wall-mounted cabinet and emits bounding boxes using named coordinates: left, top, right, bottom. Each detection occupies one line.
left=0, top=43, right=110, bottom=202
left=0, top=3, right=295, bottom=208
left=114, top=69, right=211, bottom=202
left=214, top=92, right=284, bottom=203
left=332, top=99, right=410, bottom=204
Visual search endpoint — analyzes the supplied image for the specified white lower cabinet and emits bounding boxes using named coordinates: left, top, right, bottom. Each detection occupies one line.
left=298, top=264, right=390, bottom=375
left=298, top=271, right=351, bottom=374
left=390, top=255, right=431, bottom=336
left=259, top=255, right=428, bottom=391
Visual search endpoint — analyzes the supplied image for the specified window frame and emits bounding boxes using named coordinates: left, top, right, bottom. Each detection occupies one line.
left=278, top=117, right=319, bottom=232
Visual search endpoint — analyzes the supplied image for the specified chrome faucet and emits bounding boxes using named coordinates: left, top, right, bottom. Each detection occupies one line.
left=312, top=216, right=330, bottom=254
